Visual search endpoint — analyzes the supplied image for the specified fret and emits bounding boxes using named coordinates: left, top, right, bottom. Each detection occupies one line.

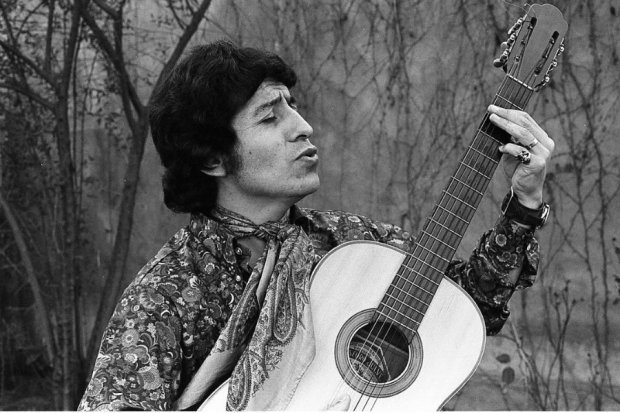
left=494, top=94, right=525, bottom=111
left=463, top=142, right=500, bottom=180
left=419, top=229, right=458, bottom=252
left=450, top=176, right=485, bottom=197
left=435, top=204, right=469, bottom=224
left=401, top=260, right=444, bottom=286
left=386, top=291, right=429, bottom=317
left=468, top=143, right=499, bottom=164
left=405, top=259, right=447, bottom=284
left=441, top=190, right=476, bottom=211
left=428, top=217, right=462, bottom=238
left=395, top=267, right=440, bottom=289
left=452, top=166, right=488, bottom=197
left=377, top=312, right=420, bottom=330
left=380, top=301, right=424, bottom=323
left=391, top=277, right=435, bottom=300
left=472, top=130, right=500, bottom=151
left=384, top=292, right=426, bottom=316
left=458, top=161, right=492, bottom=180
left=423, top=222, right=461, bottom=249
left=412, top=244, right=451, bottom=267
left=441, top=187, right=479, bottom=222
left=478, top=129, right=505, bottom=147
left=397, top=275, right=439, bottom=299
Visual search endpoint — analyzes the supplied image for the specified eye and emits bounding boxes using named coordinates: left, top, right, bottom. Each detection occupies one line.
left=288, top=100, right=299, bottom=111
left=262, top=114, right=277, bottom=123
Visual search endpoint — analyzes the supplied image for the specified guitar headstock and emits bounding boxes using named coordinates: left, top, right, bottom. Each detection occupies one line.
left=493, top=4, right=568, bottom=91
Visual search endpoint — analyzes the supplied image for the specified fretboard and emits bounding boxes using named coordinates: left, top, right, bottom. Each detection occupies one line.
left=376, top=75, right=535, bottom=336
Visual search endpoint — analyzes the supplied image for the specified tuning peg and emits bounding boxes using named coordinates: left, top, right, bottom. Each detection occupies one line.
left=506, top=33, right=517, bottom=48
left=507, top=18, right=523, bottom=36
left=548, top=60, right=558, bottom=72
left=557, top=41, right=565, bottom=56
left=493, top=50, right=510, bottom=69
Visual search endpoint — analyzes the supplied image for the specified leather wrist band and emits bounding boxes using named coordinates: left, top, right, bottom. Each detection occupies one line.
left=501, top=187, right=550, bottom=229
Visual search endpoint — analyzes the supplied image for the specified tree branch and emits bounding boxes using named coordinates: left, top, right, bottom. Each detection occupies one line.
left=0, top=39, right=57, bottom=89
left=150, top=0, right=214, bottom=96
left=92, top=0, right=118, bottom=19
left=0, top=82, right=55, bottom=110
left=0, top=191, right=56, bottom=365
left=76, top=0, right=144, bottom=117
left=44, top=0, right=56, bottom=73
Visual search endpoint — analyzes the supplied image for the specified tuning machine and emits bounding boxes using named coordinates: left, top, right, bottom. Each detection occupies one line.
left=536, top=39, right=565, bottom=89
left=493, top=18, right=524, bottom=71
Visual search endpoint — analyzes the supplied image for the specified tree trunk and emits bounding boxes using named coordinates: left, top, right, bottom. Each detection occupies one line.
left=80, top=0, right=215, bottom=381
left=0, top=192, right=56, bottom=365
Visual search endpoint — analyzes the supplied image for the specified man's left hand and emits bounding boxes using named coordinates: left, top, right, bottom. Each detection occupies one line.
left=488, top=104, right=555, bottom=208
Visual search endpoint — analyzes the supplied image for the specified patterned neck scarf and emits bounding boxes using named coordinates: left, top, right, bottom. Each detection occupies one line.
left=174, top=205, right=318, bottom=410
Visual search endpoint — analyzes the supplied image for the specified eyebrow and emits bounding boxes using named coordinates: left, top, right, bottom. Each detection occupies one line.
left=252, top=93, right=297, bottom=118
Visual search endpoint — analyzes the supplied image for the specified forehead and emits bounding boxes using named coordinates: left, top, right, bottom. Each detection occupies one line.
left=251, top=79, right=290, bottom=100
left=232, top=80, right=291, bottom=129
left=242, top=81, right=290, bottom=113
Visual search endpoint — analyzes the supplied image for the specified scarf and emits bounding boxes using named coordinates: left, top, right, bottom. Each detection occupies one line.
left=174, top=206, right=318, bottom=410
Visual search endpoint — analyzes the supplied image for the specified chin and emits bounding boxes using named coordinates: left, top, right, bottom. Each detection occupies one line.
left=305, top=176, right=321, bottom=195
left=290, top=178, right=320, bottom=202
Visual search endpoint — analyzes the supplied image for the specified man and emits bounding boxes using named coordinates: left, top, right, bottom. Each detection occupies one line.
left=79, top=40, right=552, bottom=410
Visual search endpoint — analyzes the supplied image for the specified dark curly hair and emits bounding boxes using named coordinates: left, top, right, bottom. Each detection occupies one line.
left=149, top=40, right=297, bottom=214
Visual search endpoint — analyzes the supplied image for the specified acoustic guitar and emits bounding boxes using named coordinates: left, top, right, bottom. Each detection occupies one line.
left=200, top=4, right=567, bottom=410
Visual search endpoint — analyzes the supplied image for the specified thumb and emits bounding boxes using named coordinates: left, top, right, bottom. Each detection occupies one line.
left=326, top=394, right=351, bottom=411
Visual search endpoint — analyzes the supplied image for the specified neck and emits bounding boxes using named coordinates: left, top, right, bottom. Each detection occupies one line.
left=215, top=193, right=297, bottom=225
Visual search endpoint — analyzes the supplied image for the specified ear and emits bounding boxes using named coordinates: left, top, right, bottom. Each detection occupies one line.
left=201, top=156, right=227, bottom=177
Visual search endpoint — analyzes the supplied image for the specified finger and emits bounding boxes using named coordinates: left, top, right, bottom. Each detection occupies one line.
left=326, top=394, right=351, bottom=411
left=509, top=135, right=551, bottom=161
left=498, top=143, right=545, bottom=168
left=487, top=105, right=554, bottom=153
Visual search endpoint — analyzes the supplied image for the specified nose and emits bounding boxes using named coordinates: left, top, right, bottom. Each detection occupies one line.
left=289, top=109, right=313, bottom=142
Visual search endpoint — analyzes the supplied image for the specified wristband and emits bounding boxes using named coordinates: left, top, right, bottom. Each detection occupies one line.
left=501, top=187, right=550, bottom=229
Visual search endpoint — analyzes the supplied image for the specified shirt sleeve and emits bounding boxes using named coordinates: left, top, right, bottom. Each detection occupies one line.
left=78, top=283, right=184, bottom=411
left=444, top=215, right=539, bottom=335
left=361, top=213, right=539, bottom=336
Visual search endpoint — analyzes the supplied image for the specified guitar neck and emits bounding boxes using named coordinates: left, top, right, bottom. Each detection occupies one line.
left=377, top=75, right=535, bottom=336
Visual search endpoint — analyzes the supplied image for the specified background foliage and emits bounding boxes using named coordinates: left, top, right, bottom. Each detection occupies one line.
left=1, top=0, right=619, bottom=410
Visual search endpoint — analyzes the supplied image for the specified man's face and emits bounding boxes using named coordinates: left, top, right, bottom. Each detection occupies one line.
left=222, top=80, right=320, bottom=207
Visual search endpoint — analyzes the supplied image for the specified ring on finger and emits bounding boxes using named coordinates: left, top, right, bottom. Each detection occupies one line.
left=516, top=149, right=531, bottom=165
left=523, top=138, right=539, bottom=150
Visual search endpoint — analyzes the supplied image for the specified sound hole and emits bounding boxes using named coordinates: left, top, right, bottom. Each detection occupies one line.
left=335, top=310, right=423, bottom=398
left=348, top=321, right=409, bottom=383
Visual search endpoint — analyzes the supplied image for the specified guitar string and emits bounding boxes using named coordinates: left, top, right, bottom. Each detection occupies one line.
left=340, top=64, right=537, bottom=410
left=373, top=70, right=537, bottom=410
left=373, top=71, right=536, bottom=409
left=324, top=18, right=549, bottom=407
left=376, top=64, right=538, bottom=408
left=343, top=74, right=519, bottom=411
left=341, top=75, right=517, bottom=411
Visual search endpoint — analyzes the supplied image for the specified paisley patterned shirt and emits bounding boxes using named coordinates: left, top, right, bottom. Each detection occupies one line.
left=78, top=206, right=538, bottom=411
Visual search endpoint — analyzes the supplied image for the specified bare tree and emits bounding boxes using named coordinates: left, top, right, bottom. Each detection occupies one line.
left=75, top=0, right=215, bottom=381
left=0, top=0, right=215, bottom=408
left=0, top=0, right=84, bottom=408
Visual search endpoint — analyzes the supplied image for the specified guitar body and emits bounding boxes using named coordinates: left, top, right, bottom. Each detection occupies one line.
left=202, top=241, right=485, bottom=411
